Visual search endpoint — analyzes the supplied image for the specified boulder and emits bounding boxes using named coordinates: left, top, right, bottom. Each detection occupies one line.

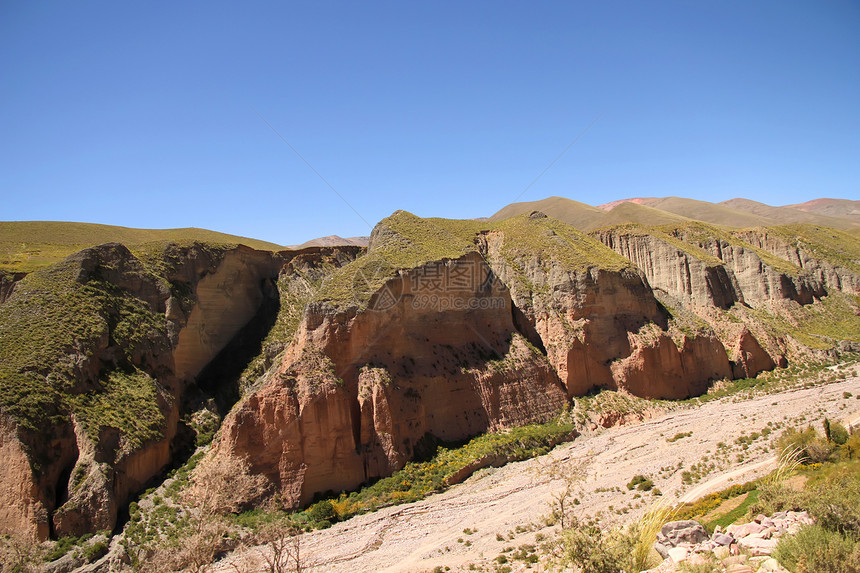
left=658, top=520, right=709, bottom=547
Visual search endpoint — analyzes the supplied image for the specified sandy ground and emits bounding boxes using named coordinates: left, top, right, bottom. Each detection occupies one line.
left=217, top=373, right=860, bottom=573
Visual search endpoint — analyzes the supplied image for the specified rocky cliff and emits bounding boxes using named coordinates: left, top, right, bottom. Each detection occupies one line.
left=2, top=208, right=859, bottom=541
left=0, top=241, right=360, bottom=539
left=208, top=212, right=780, bottom=511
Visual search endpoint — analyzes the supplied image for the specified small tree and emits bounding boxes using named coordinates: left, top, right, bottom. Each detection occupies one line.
left=537, top=456, right=589, bottom=530
left=254, top=522, right=313, bottom=573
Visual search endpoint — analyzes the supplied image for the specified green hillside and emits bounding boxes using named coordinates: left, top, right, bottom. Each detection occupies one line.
left=0, top=221, right=284, bottom=273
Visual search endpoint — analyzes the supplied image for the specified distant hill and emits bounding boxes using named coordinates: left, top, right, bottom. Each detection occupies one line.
left=0, top=221, right=285, bottom=272
left=289, top=235, right=370, bottom=249
left=784, top=198, right=860, bottom=222
left=595, top=201, right=691, bottom=229
left=597, top=197, right=659, bottom=211
left=634, top=197, right=774, bottom=228
left=488, top=196, right=607, bottom=230
left=493, top=195, right=859, bottom=232
left=720, top=198, right=858, bottom=230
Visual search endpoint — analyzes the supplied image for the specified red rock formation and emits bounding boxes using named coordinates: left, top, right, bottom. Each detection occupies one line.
left=213, top=252, right=569, bottom=509
left=731, top=327, right=776, bottom=379
left=611, top=330, right=732, bottom=399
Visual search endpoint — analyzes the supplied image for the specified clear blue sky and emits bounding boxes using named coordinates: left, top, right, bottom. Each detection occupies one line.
left=2, top=1, right=858, bottom=246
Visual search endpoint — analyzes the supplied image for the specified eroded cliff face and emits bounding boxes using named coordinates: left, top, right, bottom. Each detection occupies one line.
left=215, top=251, right=569, bottom=509
left=593, top=226, right=826, bottom=309
left=0, top=242, right=298, bottom=539
left=593, top=230, right=740, bottom=309
left=211, top=214, right=761, bottom=510
left=734, top=228, right=860, bottom=295
left=6, top=211, right=858, bottom=540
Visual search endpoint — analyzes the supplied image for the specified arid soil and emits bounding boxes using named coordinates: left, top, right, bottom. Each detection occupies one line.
left=218, top=371, right=860, bottom=573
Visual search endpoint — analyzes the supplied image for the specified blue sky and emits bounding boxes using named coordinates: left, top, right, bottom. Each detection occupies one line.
left=1, top=1, right=858, bottom=246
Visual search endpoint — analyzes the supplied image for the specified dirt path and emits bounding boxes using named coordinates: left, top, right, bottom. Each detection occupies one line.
left=218, top=375, right=860, bottom=573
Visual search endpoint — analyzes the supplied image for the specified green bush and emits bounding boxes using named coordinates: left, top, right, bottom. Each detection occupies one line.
left=306, top=499, right=335, bottom=524
left=830, top=422, right=850, bottom=446
left=83, top=540, right=109, bottom=562
left=775, top=426, right=833, bottom=463
left=774, top=524, right=860, bottom=573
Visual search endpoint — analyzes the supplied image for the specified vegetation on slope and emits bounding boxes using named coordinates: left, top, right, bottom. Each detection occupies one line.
left=312, top=211, right=482, bottom=308
left=661, top=221, right=805, bottom=276
left=313, top=211, right=633, bottom=309
left=0, top=220, right=283, bottom=273
left=592, top=222, right=724, bottom=266
left=745, top=223, right=860, bottom=276
left=747, top=292, right=860, bottom=350
left=643, top=196, right=775, bottom=228
left=491, top=214, right=633, bottom=273
left=487, top=196, right=607, bottom=230
left=0, top=242, right=235, bottom=450
left=596, top=201, right=692, bottom=230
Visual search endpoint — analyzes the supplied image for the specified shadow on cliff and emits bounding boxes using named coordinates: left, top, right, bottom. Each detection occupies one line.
left=192, top=278, right=280, bottom=415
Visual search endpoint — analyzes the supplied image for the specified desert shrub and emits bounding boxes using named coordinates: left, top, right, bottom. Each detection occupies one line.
left=183, top=454, right=270, bottom=515
left=543, top=503, right=669, bottom=573
left=775, top=426, right=833, bottom=463
left=627, top=475, right=648, bottom=490
left=545, top=516, right=634, bottom=573
left=846, top=434, right=860, bottom=460
left=831, top=422, right=850, bottom=446
left=751, top=462, right=860, bottom=540
left=806, top=466, right=860, bottom=538
left=774, top=524, right=860, bottom=573
left=83, top=540, right=109, bottom=562
left=0, top=533, right=45, bottom=572
left=135, top=518, right=231, bottom=573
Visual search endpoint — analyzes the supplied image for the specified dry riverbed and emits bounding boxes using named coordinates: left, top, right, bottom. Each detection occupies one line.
left=217, top=371, right=860, bottom=573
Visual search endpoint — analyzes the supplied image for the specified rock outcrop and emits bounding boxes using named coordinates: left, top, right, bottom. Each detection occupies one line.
left=594, top=224, right=827, bottom=309
left=734, top=226, right=860, bottom=295
left=0, top=241, right=362, bottom=539
left=0, top=270, right=25, bottom=304
left=216, top=249, right=569, bottom=509
left=210, top=213, right=754, bottom=509
left=594, top=229, right=739, bottom=309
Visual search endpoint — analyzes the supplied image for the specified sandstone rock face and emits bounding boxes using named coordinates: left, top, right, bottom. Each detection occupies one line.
left=215, top=251, right=570, bottom=509
left=0, top=416, right=57, bottom=539
left=213, top=216, right=756, bottom=509
left=172, top=246, right=280, bottom=381
left=595, top=227, right=827, bottom=309
left=731, top=327, right=776, bottom=379
left=736, top=228, right=860, bottom=295
left=668, top=230, right=825, bottom=306
left=595, top=231, right=740, bottom=308
left=612, top=329, right=732, bottom=399
left=480, top=230, right=730, bottom=399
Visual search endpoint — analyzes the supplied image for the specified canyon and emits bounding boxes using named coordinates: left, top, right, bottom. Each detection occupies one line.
left=0, top=201, right=858, bottom=544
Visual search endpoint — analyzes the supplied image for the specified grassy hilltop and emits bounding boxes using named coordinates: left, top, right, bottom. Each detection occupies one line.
left=0, top=221, right=284, bottom=273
